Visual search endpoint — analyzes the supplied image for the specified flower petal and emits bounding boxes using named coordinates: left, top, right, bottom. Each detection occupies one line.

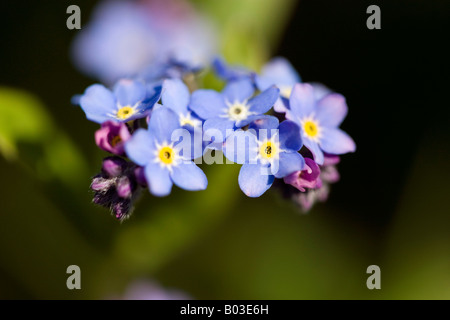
left=189, top=89, right=226, bottom=119
left=273, top=151, right=305, bottom=178
left=79, top=84, right=116, bottom=123
left=238, top=163, right=274, bottom=197
left=279, top=120, right=302, bottom=151
left=144, top=163, right=173, bottom=197
left=288, top=83, right=316, bottom=119
left=248, top=115, right=279, bottom=140
left=315, top=93, right=348, bottom=127
left=255, top=57, right=300, bottom=91
left=161, top=78, right=189, bottom=115
left=303, top=138, right=324, bottom=165
left=203, top=117, right=235, bottom=142
left=124, top=128, right=156, bottom=166
left=235, top=114, right=267, bottom=128
left=248, top=86, right=279, bottom=114
left=170, top=161, right=208, bottom=191
left=148, top=106, right=181, bottom=143
left=273, top=97, right=289, bottom=113
left=113, top=79, right=146, bottom=107
left=224, top=130, right=258, bottom=164
left=213, top=56, right=252, bottom=81
left=222, top=78, right=255, bottom=103
left=320, top=128, right=356, bottom=155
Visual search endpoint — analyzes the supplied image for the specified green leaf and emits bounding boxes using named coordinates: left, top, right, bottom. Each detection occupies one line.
left=0, top=87, right=88, bottom=188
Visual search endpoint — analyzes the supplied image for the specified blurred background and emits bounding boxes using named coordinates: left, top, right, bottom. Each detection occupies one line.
left=0, top=0, right=449, bottom=299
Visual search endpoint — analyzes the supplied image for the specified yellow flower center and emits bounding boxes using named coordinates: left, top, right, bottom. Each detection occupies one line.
left=180, top=118, right=195, bottom=127
left=259, top=141, right=277, bottom=160
left=158, top=146, right=174, bottom=165
left=304, top=120, right=319, bottom=138
left=116, top=106, right=135, bottom=120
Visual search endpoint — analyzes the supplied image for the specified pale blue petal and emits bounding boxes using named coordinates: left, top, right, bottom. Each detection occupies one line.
left=148, top=107, right=181, bottom=143
left=222, top=78, right=255, bottom=103
left=248, top=115, right=279, bottom=140
left=113, top=79, right=146, bottom=107
left=273, top=97, right=289, bottom=113
left=256, top=57, right=300, bottom=91
left=161, top=78, right=189, bottom=115
left=310, top=82, right=332, bottom=101
left=248, top=86, right=279, bottom=114
left=273, top=151, right=305, bottom=178
left=203, top=117, right=235, bottom=142
left=320, top=128, right=356, bottom=155
left=303, top=138, right=324, bottom=165
left=238, top=163, right=274, bottom=197
left=79, top=84, right=116, bottom=123
left=236, top=114, right=267, bottom=128
left=315, top=93, right=348, bottom=128
left=288, top=83, right=316, bottom=119
left=124, top=129, right=156, bottom=166
left=224, top=130, right=258, bottom=164
left=170, top=161, right=208, bottom=191
left=189, top=89, right=226, bottom=119
left=144, top=163, right=173, bottom=197
left=127, top=85, right=162, bottom=122
left=279, top=120, right=302, bottom=151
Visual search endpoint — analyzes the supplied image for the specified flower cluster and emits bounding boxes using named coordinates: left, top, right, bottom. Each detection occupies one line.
left=72, top=0, right=356, bottom=220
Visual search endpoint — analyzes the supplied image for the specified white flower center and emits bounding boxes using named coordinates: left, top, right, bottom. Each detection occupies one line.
left=223, top=100, right=254, bottom=122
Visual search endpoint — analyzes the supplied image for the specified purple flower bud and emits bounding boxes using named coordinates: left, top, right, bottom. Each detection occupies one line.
left=93, top=188, right=115, bottom=207
left=294, top=192, right=315, bottom=212
left=95, top=121, right=131, bottom=155
left=116, top=176, right=133, bottom=198
left=102, top=156, right=127, bottom=178
left=284, top=158, right=321, bottom=192
left=320, top=165, right=340, bottom=184
left=134, top=166, right=148, bottom=187
left=323, top=153, right=340, bottom=166
left=112, top=199, right=132, bottom=221
left=91, top=176, right=114, bottom=192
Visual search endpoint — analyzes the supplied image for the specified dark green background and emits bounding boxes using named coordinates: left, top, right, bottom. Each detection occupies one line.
left=0, top=0, right=449, bottom=299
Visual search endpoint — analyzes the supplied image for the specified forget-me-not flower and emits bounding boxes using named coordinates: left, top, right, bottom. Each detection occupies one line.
left=189, top=78, right=279, bottom=143
left=125, top=107, right=207, bottom=197
left=286, top=83, right=356, bottom=165
left=79, top=79, right=162, bottom=124
left=224, top=116, right=305, bottom=197
left=255, top=57, right=301, bottom=113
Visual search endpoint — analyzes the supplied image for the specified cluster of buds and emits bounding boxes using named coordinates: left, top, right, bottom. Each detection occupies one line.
left=91, top=156, right=146, bottom=221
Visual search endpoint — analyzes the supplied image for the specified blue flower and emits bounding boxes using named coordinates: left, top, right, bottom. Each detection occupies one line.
left=71, top=1, right=160, bottom=84
left=71, top=0, right=218, bottom=84
left=224, top=116, right=305, bottom=197
left=286, top=83, right=356, bottom=165
left=161, top=79, right=203, bottom=132
left=160, top=78, right=204, bottom=158
left=124, top=107, right=208, bottom=197
left=79, top=79, right=162, bottom=124
left=255, top=57, right=301, bottom=113
left=189, top=79, right=280, bottom=143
